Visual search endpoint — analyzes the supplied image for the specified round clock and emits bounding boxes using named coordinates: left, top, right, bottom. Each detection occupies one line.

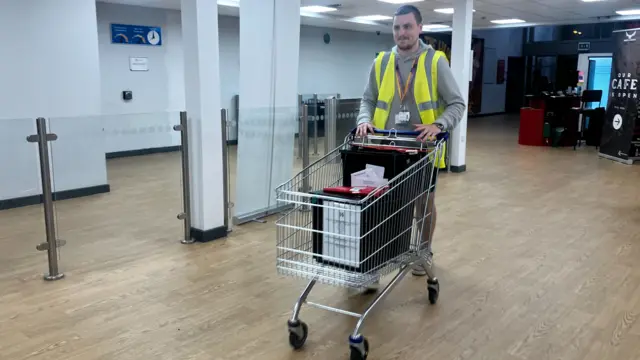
left=147, top=30, right=160, bottom=45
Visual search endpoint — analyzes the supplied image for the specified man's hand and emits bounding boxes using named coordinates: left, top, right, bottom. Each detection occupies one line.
left=414, top=124, right=442, bottom=142
left=356, top=122, right=375, bottom=137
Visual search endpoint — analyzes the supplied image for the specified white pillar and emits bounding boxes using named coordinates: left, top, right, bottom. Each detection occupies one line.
left=181, top=0, right=226, bottom=240
left=449, top=0, right=473, bottom=172
left=235, top=0, right=301, bottom=224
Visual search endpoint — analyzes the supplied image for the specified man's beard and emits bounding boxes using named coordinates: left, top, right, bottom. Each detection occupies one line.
left=397, top=38, right=417, bottom=51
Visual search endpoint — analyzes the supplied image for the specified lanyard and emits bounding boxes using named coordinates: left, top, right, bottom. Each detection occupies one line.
left=396, top=57, right=419, bottom=104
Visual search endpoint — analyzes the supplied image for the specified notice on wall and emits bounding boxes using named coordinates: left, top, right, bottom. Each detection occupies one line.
left=129, top=57, right=149, bottom=72
left=599, top=28, right=640, bottom=163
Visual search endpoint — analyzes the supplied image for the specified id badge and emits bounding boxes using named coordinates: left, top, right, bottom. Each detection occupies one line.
left=395, top=111, right=410, bottom=125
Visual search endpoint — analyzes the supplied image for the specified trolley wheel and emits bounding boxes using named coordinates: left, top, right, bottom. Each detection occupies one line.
left=287, top=320, right=308, bottom=350
left=427, top=278, right=440, bottom=305
left=349, top=336, right=369, bottom=360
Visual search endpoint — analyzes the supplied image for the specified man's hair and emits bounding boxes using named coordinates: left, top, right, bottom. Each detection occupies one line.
left=394, top=5, right=423, bottom=24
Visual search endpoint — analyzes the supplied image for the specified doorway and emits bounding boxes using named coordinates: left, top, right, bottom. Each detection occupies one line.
left=555, top=55, right=579, bottom=91
left=505, top=56, right=526, bottom=113
left=586, top=57, right=612, bottom=109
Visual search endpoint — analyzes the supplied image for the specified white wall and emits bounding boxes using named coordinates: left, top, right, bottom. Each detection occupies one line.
left=95, top=4, right=520, bottom=153
left=0, top=1, right=102, bottom=119
left=298, top=26, right=393, bottom=97
left=207, top=15, right=393, bottom=107
left=96, top=4, right=393, bottom=150
left=96, top=2, right=182, bottom=153
left=474, top=28, right=524, bottom=114
left=0, top=0, right=107, bottom=201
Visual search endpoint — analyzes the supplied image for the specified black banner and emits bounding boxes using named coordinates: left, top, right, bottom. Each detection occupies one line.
left=600, top=29, right=640, bottom=162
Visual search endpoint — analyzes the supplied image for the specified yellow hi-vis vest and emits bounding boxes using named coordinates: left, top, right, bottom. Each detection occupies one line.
left=373, top=49, right=447, bottom=168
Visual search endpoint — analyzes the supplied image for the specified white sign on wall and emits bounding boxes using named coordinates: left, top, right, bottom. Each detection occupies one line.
left=129, top=57, right=149, bottom=71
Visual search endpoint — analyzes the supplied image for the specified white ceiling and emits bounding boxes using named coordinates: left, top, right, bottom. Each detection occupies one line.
left=98, top=0, right=640, bottom=33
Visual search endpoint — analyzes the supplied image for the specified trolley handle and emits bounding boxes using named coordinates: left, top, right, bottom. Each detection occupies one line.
left=373, top=129, right=449, bottom=141
left=350, top=128, right=449, bottom=141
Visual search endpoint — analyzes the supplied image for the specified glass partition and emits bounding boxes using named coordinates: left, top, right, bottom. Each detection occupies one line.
left=298, top=93, right=343, bottom=160
left=234, top=106, right=297, bottom=224
left=0, top=118, right=45, bottom=280
left=46, top=112, right=184, bottom=272
left=299, top=93, right=340, bottom=102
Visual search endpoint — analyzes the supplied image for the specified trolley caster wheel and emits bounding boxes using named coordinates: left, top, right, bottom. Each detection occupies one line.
left=287, top=320, right=308, bottom=350
left=349, top=335, right=369, bottom=360
left=427, top=278, right=440, bottom=305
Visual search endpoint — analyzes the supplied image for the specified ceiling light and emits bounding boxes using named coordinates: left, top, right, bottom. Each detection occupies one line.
left=616, top=9, right=640, bottom=16
left=434, top=8, right=454, bottom=14
left=491, top=18, right=526, bottom=24
left=434, top=8, right=476, bottom=14
left=378, top=0, right=424, bottom=3
left=581, top=0, right=604, bottom=2
left=218, top=0, right=239, bottom=7
left=422, top=24, right=451, bottom=31
left=300, top=5, right=337, bottom=13
left=352, top=15, right=393, bottom=21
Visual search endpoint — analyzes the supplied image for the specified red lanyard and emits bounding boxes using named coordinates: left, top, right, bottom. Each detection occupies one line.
left=396, top=57, right=419, bottom=104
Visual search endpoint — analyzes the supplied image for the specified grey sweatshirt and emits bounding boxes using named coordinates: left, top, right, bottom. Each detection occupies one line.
left=357, top=40, right=466, bottom=132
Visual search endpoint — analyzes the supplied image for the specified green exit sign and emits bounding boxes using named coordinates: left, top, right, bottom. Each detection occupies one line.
left=578, top=42, right=591, bottom=51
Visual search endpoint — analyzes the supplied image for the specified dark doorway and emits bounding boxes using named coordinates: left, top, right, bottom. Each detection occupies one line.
left=505, top=56, right=526, bottom=113
left=555, top=55, right=579, bottom=91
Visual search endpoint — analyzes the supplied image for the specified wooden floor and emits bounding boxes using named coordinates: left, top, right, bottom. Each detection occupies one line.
left=2, top=115, right=640, bottom=360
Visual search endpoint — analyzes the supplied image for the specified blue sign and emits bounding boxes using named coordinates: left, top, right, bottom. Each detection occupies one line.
left=110, top=23, right=162, bottom=46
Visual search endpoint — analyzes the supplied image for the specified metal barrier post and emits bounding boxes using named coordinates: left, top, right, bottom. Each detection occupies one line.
left=221, top=109, right=232, bottom=232
left=325, top=97, right=338, bottom=154
left=313, top=93, right=319, bottom=155
left=174, top=112, right=194, bottom=244
left=297, top=94, right=303, bottom=159
left=27, top=117, right=65, bottom=281
left=301, top=105, right=310, bottom=194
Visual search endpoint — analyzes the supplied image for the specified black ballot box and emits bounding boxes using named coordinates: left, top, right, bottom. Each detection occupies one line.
left=310, top=188, right=414, bottom=273
left=310, top=146, right=430, bottom=273
left=340, top=144, right=431, bottom=189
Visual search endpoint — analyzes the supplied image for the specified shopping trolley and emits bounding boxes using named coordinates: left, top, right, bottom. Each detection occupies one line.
left=275, top=128, right=447, bottom=360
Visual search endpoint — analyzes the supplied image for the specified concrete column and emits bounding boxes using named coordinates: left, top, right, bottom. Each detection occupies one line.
left=235, top=0, right=301, bottom=224
left=181, top=0, right=226, bottom=240
left=449, top=0, right=473, bottom=172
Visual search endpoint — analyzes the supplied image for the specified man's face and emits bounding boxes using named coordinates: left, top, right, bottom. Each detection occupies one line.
left=393, top=13, right=421, bottom=51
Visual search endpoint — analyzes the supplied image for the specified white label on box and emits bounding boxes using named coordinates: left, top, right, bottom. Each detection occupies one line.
left=322, top=201, right=361, bottom=267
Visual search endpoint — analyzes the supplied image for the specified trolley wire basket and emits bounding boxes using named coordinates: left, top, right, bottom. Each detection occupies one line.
left=275, top=128, right=447, bottom=359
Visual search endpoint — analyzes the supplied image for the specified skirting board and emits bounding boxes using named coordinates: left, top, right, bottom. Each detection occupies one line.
left=106, top=142, right=237, bottom=159
left=190, top=226, right=228, bottom=242
left=233, top=203, right=293, bottom=225
left=106, top=146, right=181, bottom=159
left=0, top=184, right=111, bottom=211
left=469, top=112, right=506, bottom=118
left=450, top=165, right=467, bottom=173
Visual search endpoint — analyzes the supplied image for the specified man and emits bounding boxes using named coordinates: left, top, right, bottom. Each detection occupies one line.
left=356, top=5, right=465, bottom=277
